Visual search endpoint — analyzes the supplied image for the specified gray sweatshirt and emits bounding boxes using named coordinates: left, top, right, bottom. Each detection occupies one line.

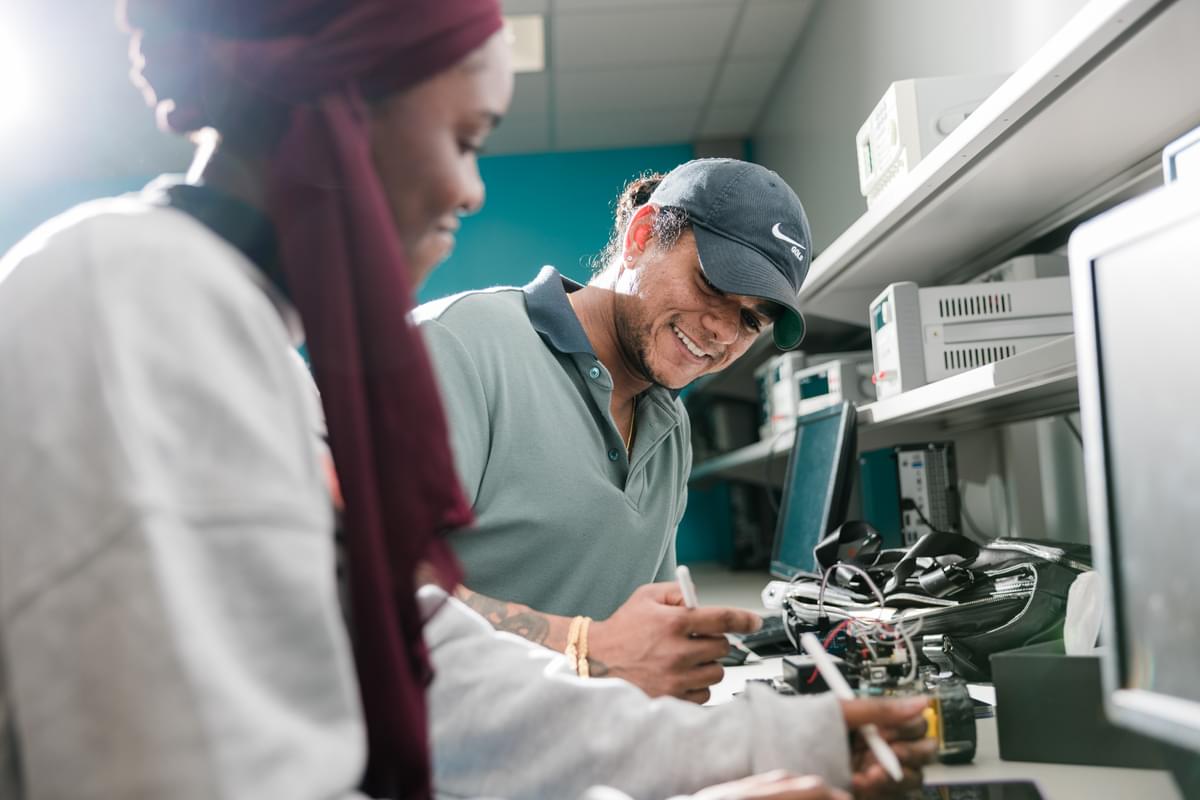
left=424, top=587, right=852, bottom=800
left=0, top=198, right=853, bottom=800
left=0, top=200, right=368, bottom=799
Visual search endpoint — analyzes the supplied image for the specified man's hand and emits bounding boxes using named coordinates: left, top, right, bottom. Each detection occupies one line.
left=839, top=697, right=937, bottom=798
left=453, top=581, right=760, bottom=702
left=587, top=581, right=762, bottom=703
left=685, top=770, right=850, bottom=800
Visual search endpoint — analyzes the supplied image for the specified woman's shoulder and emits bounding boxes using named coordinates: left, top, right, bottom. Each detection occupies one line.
left=0, top=197, right=274, bottom=326
left=11, top=197, right=242, bottom=278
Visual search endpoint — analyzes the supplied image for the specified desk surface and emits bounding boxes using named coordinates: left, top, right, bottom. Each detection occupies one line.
left=925, top=716, right=1182, bottom=799
left=689, top=563, right=1183, bottom=800
left=711, top=658, right=1183, bottom=800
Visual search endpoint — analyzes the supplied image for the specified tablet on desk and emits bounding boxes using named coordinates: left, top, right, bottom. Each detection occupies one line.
left=921, top=780, right=1044, bottom=799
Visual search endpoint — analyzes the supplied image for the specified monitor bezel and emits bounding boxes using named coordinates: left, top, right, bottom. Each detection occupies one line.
left=1163, top=124, right=1200, bottom=184
left=769, top=401, right=857, bottom=580
left=1070, top=178, right=1200, bottom=755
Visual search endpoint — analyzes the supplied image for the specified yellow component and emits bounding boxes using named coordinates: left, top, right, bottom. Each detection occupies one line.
left=923, top=703, right=941, bottom=747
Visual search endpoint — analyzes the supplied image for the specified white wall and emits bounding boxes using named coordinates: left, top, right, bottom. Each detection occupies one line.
left=753, top=0, right=1090, bottom=252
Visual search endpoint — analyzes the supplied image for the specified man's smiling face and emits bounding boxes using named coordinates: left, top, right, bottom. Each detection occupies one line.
left=612, top=227, right=778, bottom=390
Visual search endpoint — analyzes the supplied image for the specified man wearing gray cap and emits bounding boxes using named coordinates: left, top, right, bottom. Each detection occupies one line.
left=414, top=158, right=812, bottom=702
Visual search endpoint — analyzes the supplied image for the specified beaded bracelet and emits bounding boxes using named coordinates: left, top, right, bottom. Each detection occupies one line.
left=564, top=615, right=593, bottom=677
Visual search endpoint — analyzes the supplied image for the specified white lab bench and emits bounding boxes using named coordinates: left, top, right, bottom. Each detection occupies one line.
left=689, top=563, right=1183, bottom=800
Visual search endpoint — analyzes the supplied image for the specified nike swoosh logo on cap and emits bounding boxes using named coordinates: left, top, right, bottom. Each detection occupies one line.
left=771, top=223, right=806, bottom=250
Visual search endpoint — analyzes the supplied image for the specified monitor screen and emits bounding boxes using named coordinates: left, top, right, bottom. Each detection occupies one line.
left=770, top=401, right=856, bottom=579
left=1072, top=179, right=1200, bottom=756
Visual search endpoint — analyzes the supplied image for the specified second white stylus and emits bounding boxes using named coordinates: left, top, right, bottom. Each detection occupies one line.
left=799, top=631, right=905, bottom=783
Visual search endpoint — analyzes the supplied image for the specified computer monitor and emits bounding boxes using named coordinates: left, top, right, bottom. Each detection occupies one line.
left=1071, top=178, right=1200, bottom=757
left=770, top=401, right=857, bottom=579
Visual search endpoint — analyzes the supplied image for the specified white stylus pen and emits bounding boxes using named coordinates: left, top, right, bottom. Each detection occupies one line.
left=676, top=565, right=759, bottom=662
left=676, top=564, right=700, bottom=608
left=799, top=632, right=904, bottom=783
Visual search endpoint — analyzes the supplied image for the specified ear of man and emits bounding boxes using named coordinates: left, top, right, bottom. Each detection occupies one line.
left=622, top=203, right=658, bottom=265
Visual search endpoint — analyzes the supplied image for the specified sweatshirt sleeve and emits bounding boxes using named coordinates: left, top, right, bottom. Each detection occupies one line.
left=0, top=211, right=368, bottom=800
left=423, top=587, right=851, bottom=800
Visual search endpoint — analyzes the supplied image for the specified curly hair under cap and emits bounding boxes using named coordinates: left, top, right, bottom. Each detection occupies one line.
left=593, top=172, right=691, bottom=274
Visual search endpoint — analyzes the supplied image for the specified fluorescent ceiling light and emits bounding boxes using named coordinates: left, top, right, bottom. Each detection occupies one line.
left=503, top=14, right=545, bottom=74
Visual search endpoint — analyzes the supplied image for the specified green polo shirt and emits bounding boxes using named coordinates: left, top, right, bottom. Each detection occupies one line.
left=414, top=267, right=691, bottom=620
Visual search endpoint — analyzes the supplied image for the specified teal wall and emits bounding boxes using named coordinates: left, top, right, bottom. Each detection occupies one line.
left=419, top=144, right=695, bottom=302
left=675, top=483, right=734, bottom=565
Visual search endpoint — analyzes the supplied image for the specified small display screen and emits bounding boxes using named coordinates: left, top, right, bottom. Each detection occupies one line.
left=798, top=373, right=831, bottom=400
left=872, top=298, right=889, bottom=333
left=771, top=403, right=854, bottom=578
left=921, top=782, right=1044, bottom=800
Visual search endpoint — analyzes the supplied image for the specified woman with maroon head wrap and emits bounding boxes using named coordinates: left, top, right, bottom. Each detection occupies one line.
left=0, top=0, right=511, bottom=798
left=120, top=0, right=515, bottom=797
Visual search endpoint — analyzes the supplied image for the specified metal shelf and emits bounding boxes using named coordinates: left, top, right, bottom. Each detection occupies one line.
left=685, top=315, right=872, bottom=402
left=690, top=337, right=1078, bottom=485
left=689, top=432, right=793, bottom=487
left=688, top=0, right=1194, bottom=484
left=857, top=336, right=1079, bottom=431
left=799, top=0, right=1200, bottom=325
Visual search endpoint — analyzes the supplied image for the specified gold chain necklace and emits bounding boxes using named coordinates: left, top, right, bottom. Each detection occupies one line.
left=624, top=399, right=637, bottom=456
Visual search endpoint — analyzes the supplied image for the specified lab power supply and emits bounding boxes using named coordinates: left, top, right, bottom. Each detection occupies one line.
left=868, top=276, right=1074, bottom=400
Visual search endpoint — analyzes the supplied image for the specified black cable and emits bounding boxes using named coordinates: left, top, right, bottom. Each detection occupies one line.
left=901, top=497, right=956, bottom=536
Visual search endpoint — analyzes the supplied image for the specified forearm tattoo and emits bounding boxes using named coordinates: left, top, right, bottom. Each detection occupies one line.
left=495, top=612, right=551, bottom=643
left=460, top=590, right=552, bottom=645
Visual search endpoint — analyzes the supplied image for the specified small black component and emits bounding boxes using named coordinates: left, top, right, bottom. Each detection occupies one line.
left=740, top=614, right=795, bottom=656
left=780, top=653, right=855, bottom=695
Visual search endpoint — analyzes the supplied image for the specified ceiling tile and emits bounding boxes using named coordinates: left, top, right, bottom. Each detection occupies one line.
left=556, top=62, right=718, bottom=114
left=556, top=108, right=699, bottom=151
left=485, top=113, right=551, bottom=155
left=501, top=0, right=548, bottom=13
left=709, top=58, right=783, bottom=109
left=553, top=5, right=739, bottom=69
left=729, top=0, right=816, bottom=59
left=697, top=105, right=758, bottom=138
left=508, top=72, right=550, bottom=116
left=554, top=0, right=738, bottom=9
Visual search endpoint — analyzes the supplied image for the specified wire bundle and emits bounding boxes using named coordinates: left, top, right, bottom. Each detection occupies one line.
left=784, top=563, right=924, bottom=686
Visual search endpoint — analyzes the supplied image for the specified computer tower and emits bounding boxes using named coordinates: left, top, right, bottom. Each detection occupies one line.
left=859, top=442, right=960, bottom=547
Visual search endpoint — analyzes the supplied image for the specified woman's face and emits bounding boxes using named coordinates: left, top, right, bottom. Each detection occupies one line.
left=370, top=30, right=514, bottom=287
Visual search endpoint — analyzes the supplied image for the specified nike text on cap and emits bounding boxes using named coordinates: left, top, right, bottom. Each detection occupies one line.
left=648, top=158, right=812, bottom=350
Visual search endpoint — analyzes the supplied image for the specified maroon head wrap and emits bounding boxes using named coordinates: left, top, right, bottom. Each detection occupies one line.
left=120, top=1, right=503, bottom=797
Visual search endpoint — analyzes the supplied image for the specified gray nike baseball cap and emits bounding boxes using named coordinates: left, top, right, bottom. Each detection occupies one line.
left=648, top=158, right=811, bottom=350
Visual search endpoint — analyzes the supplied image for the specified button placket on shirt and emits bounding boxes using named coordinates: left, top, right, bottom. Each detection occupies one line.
left=577, top=356, right=628, bottom=468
